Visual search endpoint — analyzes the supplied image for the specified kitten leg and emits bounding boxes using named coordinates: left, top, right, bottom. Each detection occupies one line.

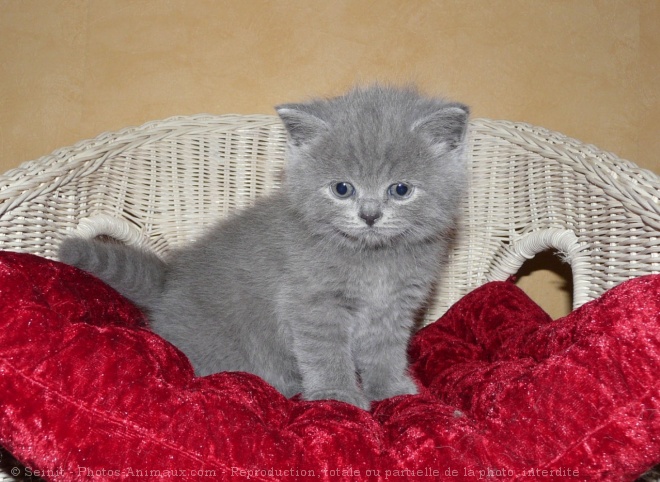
left=289, top=311, right=370, bottom=410
left=354, top=317, right=418, bottom=403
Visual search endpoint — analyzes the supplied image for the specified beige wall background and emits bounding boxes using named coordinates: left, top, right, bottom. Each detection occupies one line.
left=1, top=0, right=658, bottom=317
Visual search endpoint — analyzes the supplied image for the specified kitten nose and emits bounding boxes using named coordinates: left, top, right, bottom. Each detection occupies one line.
left=359, top=211, right=381, bottom=226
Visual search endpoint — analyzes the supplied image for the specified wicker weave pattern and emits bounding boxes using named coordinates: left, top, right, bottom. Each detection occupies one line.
left=0, top=115, right=658, bottom=324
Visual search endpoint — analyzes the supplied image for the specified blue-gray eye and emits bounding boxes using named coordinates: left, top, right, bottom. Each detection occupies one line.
left=389, top=183, right=412, bottom=198
left=332, top=182, right=354, bottom=198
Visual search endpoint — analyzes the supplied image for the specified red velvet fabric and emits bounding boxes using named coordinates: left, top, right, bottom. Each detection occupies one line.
left=0, top=251, right=659, bottom=481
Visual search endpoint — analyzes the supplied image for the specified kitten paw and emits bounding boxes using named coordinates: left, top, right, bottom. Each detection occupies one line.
left=305, top=389, right=370, bottom=410
left=365, top=376, right=419, bottom=402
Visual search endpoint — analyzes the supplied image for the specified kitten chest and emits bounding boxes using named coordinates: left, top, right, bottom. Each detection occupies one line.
left=311, top=246, right=439, bottom=320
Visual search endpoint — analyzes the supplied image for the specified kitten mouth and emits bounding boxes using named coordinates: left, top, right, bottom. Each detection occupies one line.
left=336, top=226, right=401, bottom=248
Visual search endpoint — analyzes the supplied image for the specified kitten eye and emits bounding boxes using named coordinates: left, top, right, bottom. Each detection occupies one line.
left=388, top=183, right=413, bottom=199
left=331, top=182, right=355, bottom=199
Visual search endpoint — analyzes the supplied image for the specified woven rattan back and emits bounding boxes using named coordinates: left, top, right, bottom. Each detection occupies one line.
left=0, top=115, right=658, bottom=322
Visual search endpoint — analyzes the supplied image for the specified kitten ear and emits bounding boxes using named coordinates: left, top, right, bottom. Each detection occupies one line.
left=276, top=104, right=329, bottom=147
left=412, top=103, right=470, bottom=152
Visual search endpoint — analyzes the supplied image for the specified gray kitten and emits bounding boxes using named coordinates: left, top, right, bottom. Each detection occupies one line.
left=59, top=85, right=469, bottom=410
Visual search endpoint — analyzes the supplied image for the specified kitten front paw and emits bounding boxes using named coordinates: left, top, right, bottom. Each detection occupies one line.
left=305, top=389, right=370, bottom=410
left=365, top=375, right=419, bottom=402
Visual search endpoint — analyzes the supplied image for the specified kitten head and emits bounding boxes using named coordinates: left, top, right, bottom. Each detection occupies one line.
left=276, top=85, right=469, bottom=249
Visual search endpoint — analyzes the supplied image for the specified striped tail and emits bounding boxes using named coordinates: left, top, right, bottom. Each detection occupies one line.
left=58, top=237, right=167, bottom=310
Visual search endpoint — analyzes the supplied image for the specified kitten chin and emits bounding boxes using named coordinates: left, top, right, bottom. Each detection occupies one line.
left=333, top=226, right=411, bottom=250
left=59, top=85, right=469, bottom=409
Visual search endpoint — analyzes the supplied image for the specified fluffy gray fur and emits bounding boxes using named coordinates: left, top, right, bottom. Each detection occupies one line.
left=59, top=85, right=470, bottom=410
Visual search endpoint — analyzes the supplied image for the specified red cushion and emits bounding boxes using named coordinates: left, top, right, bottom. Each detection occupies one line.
left=0, top=251, right=658, bottom=480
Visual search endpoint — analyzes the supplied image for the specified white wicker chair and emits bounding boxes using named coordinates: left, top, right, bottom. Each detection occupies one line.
left=0, top=115, right=658, bottom=319
left=0, top=115, right=658, bottom=480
